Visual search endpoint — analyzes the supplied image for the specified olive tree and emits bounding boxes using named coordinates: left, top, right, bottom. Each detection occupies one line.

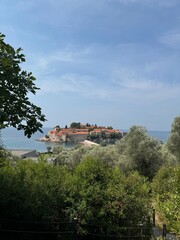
left=115, top=126, right=164, bottom=179
left=0, top=33, right=46, bottom=138
left=167, top=116, right=180, bottom=162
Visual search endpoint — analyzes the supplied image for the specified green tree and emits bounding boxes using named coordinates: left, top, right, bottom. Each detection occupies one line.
left=0, top=33, right=46, bottom=137
left=84, top=145, right=119, bottom=167
left=101, top=130, right=106, bottom=139
left=0, top=160, right=71, bottom=221
left=53, top=146, right=64, bottom=155
left=66, top=156, right=124, bottom=235
left=0, top=155, right=152, bottom=238
left=54, top=125, right=61, bottom=131
left=115, top=126, right=164, bottom=179
left=161, top=144, right=177, bottom=166
left=152, top=166, right=180, bottom=235
left=110, top=132, right=121, bottom=140
left=0, top=147, right=12, bottom=167
left=66, top=157, right=152, bottom=237
left=70, top=122, right=81, bottom=129
left=167, top=116, right=180, bottom=161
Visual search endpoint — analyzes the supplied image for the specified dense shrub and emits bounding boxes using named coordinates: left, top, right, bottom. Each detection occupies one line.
left=152, top=166, right=180, bottom=235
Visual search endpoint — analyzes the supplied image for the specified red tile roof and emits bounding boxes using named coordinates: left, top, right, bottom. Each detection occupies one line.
left=49, top=129, right=57, bottom=134
left=69, top=132, right=88, bottom=135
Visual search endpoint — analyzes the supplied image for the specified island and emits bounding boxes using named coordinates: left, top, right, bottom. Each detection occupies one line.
left=39, top=122, right=123, bottom=145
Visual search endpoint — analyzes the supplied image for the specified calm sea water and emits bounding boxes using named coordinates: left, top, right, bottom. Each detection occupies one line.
left=0, top=127, right=170, bottom=153
left=0, top=127, right=76, bottom=152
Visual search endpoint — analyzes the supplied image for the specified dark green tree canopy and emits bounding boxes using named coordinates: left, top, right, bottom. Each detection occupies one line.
left=0, top=33, right=46, bottom=137
left=70, top=122, right=81, bottom=129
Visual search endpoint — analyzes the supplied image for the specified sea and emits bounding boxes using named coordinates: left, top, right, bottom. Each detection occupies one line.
left=0, top=127, right=170, bottom=153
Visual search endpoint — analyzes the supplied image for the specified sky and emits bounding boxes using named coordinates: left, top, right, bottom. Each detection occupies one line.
left=1, top=0, right=180, bottom=131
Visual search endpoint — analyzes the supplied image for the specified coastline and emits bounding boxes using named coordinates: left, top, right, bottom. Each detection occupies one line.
left=1, top=128, right=170, bottom=153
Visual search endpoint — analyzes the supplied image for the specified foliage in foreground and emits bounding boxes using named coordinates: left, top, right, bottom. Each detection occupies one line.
left=0, top=157, right=152, bottom=237
left=66, top=157, right=151, bottom=235
left=0, top=33, right=46, bottom=137
left=152, top=166, right=180, bottom=235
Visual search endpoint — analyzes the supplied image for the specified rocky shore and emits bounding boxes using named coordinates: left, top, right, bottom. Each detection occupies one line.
left=38, top=136, right=62, bottom=142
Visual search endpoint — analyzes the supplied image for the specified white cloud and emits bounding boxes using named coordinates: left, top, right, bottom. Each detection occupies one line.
left=159, top=31, right=180, bottom=48
left=33, top=45, right=92, bottom=71
left=53, top=46, right=91, bottom=62
left=111, top=68, right=180, bottom=101
left=38, top=68, right=180, bottom=105
left=39, top=73, right=117, bottom=101
left=39, top=74, right=94, bottom=94
left=26, top=39, right=180, bottom=105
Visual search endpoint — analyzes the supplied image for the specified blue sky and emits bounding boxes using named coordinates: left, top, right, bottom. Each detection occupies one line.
left=1, top=0, right=180, bottom=131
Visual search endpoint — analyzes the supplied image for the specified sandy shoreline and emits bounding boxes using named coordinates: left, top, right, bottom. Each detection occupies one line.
left=80, top=140, right=99, bottom=146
